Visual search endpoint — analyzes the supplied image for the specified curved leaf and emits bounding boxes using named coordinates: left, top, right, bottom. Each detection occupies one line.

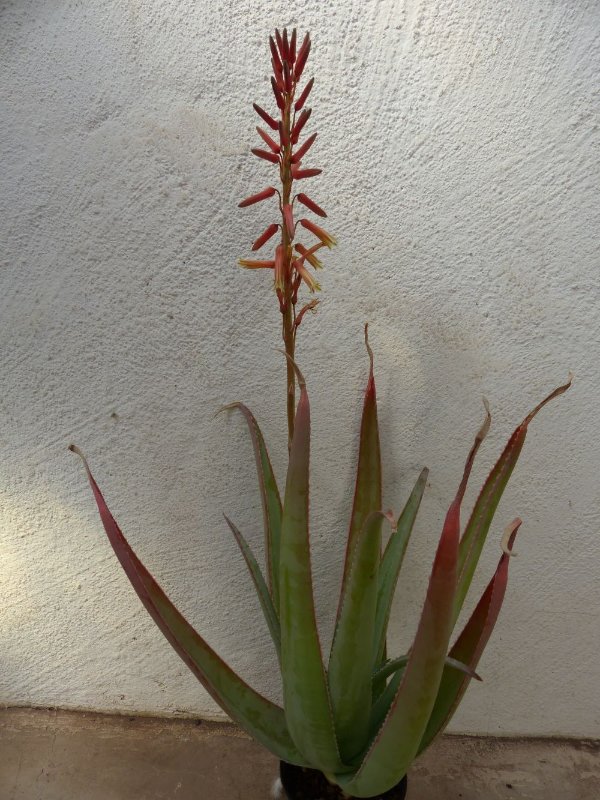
left=455, top=378, right=571, bottom=623
left=421, top=519, right=522, bottom=753
left=336, top=325, right=382, bottom=623
left=219, top=403, right=283, bottom=611
left=223, top=515, right=281, bottom=660
left=70, top=446, right=305, bottom=766
left=277, top=366, right=344, bottom=772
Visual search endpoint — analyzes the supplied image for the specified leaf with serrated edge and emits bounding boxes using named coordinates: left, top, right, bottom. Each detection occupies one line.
left=421, top=519, right=521, bottom=753
left=372, top=468, right=428, bottom=671
left=223, top=515, right=281, bottom=660
left=455, top=378, right=571, bottom=624
left=70, top=446, right=305, bottom=767
left=219, top=403, right=283, bottom=611
left=329, top=510, right=385, bottom=762
left=277, top=363, right=345, bottom=772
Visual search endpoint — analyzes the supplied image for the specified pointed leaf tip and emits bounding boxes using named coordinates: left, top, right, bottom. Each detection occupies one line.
left=501, top=518, right=522, bottom=556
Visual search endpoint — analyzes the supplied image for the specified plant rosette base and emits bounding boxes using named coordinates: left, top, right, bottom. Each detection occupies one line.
left=279, top=762, right=408, bottom=800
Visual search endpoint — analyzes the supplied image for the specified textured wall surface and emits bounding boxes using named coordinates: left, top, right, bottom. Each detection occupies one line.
left=1, top=0, right=599, bottom=738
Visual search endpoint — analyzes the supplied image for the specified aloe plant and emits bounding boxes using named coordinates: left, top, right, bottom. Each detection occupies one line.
left=71, top=28, right=570, bottom=799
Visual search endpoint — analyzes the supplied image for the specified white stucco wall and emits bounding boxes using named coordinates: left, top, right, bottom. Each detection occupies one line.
left=1, top=0, right=599, bottom=738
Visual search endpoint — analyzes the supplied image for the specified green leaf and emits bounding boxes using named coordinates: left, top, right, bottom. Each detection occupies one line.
left=421, top=519, right=521, bottom=753
left=372, top=469, right=428, bottom=671
left=336, top=493, right=460, bottom=797
left=328, top=511, right=384, bottom=762
left=277, top=365, right=345, bottom=772
left=336, top=326, right=382, bottom=623
left=70, top=446, right=306, bottom=767
left=336, top=402, right=491, bottom=797
left=223, top=515, right=281, bottom=661
left=219, top=403, right=283, bottom=611
left=455, top=378, right=571, bottom=624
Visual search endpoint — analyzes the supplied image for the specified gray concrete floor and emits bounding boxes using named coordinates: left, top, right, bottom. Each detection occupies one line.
left=1, top=708, right=598, bottom=799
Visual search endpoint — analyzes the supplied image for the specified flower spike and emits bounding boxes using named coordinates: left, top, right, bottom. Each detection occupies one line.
left=239, top=30, right=334, bottom=447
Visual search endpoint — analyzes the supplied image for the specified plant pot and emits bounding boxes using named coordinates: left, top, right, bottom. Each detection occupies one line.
left=279, top=762, right=408, bottom=800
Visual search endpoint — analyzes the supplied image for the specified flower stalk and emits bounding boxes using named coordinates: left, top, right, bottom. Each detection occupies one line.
left=239, top=29, right=336, bottom=452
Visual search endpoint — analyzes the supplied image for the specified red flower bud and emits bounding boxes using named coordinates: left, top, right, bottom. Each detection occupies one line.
left=252, top=223, right=279, bottom=251
left=256, top=126, right=280, bottom=153
left=269, top=36, right=282, bottom=73
left=300, top=218, right=336, bottom=248
left=274, top=243, right=286, bottom=291
left=289, top=29, right=297, bottom=64
left=271, top=77, right=285, bottom=110
left=251, top=147, right=280, bottom=164
left=283, top=61, right=292, bottom=92
left=294, top=34, right=311, bottom=80
left=275, top=29, right=284, bottom=59
left=238, top=186, right=277, bottom=208
left=291, top=166, right=322, bottom=180
left=283, top=204, right=295, bottom=238
left=292, top=108, right=311, bottom=143
left=253, top=103, right=278, bottom=131
left=296, top=191, right=326, bottom=217
left=281, top=28, right=290, bottom=63
left=291, top=132, right=317, bottom=163
left=294, top=77, right=314, bottom=111
left=278, top=120, right=289, bottom=148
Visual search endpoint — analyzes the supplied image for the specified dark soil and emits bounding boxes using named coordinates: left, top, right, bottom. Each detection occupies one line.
left=280, top=762, right=408, bottom=800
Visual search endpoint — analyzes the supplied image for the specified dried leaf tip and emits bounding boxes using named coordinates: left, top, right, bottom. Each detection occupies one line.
left=364, top=323, right=374, bottom=375
left=501, top=518, right=522, bottom=556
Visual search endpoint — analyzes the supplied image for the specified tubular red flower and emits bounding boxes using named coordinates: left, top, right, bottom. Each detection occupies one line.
left=292, top=108, right=312, bottom=143
left=295, top=242, right=325, bottom=269
left=256, top=126, right=280, bottom=153
left=283, top=204, right=295, bottom=238
left=238, top=186, right=277, bottom=208
left=289, top=28, right=297, bottom=64
left=278, top=120, right=289, bottom=148
left=274, top=244, right=286, bottom=291
left=253, top=103, right=278, bottom=131
left=238, top=258, right=276, bottom=269
left=271, top=77, right=284, bottom=110
left=269, top=36, right=282, bottom=73
left=294, top=77, right=314, bottom=112
left=251, top=147, right=280, bottom=164
left=275, top=29, right=284, bottom=59
left=300, top=218, right=337, bottom=248
left=294, top=35, right=311, bottom=80
left=294, top=258, right=321, bottom=292
left=296, top=191, right=327, bottom=217
left=291, top=166, right=322, bottom=180
left=283, top=61, right=292, bottom=92
left=281, top=28, right=290, bottom=63
left=252, top=223, right=279, bottom=251
left=291, top=132, right=317, bottom=163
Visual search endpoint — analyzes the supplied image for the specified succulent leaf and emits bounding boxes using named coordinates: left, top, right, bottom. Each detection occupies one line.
left=337, top=494, right=460, bottom=797
left=219, top=403, right=282, bottom=611
left=372, top=468, right=429, bottom=673
left=420, top=519, right=522, bottom=753
left=278, top=369, right=345, bottom=772
left=336, top=325, right=382, bottom=625
left=223, top=515, right=281, bottom=660
left=328, top=510, right=384, bottom=762
left=69, top=446, right=306, bottom=766
left=455, top=378, right=571, bottom=623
